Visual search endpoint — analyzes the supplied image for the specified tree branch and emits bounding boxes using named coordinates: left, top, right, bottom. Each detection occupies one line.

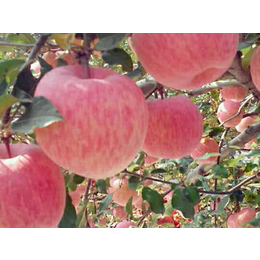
left=186, top=121, right=260, bottom=184
left=0, top=41, right=35, bottom=48
left=19, top=34, right=51, bottom=73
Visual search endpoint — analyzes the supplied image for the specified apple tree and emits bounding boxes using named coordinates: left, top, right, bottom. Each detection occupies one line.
left=0, top=33, right=260, bottom=228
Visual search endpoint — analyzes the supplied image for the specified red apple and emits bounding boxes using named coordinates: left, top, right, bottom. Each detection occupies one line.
left=227, top=208, right=256, bottom=228
left=42, top=51, right=57, bottom=68
left=217, top=100, right=244, bottom=127
left=131, top=33, right=239, bottom=90
left=235, top=116, right=256, bottom=132
left=116, top=220, right=135, bottom=228
left=144, top=156, right=158, bottom=166
left=113, top=206, right=127, bottom=218
left=133, top=195, right=149, bottom=210
left=190, top=138, right=219, bottom=165
left=220, top=85, right=247, bottom=102
left=142, top=96, right=203, bottom=159
left=112, top=178, right=139, bottom=206
left=0, top=143, right=65, bottom=228
left=34, top=65, right=148, bottom=179
left=250, top=46, right=260, bottom=91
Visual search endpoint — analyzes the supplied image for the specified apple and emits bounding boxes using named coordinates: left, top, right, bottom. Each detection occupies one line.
left=113, top=206, right=127, bottom=218
left=112, top=178, right=139, bottom=206
left=144, top=156, right=158, bottom=166
left=217, top=100, right=244, bottom=127
left=42, top=51, right=57, bottom=68
left=131, top=33, right=239, bottom=90
left=250, top=46, right=260, bottom=91
left=244, top=138, right=258, bottom=149
left=34, top=65, right=148, bottom=179
left=227, top=208, right=256, bottom=228
left=190, top=138, right=219, bottom=165
left=220, top=85, right=247, bottom=102
left=235, top=116, right=256, bottom=132
left=142, top=96, right=203, bottom=159
left=69, top=184, right=86, bottom=208
left=133, top=195, right=149, bottom=210
left=116, top=220, right=135, bottom=228
left=0, top=143, right=65, bottom=228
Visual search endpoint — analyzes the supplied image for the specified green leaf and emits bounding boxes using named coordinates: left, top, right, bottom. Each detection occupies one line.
left=208, top=126, right=225, bottom=137
left=38, top=56, right=53, bottom=77
left=125, top=196, right=133, bottom=217
left=227, top=155, right=243, bottom=167
left=0, top=79, right=8, bottom=96
left=73, top=174, right=85, bottom=184
left=13, top=66, right=38, bottom=97
left=128, top=175, right=141, bottom=190
left=193, top=152, right=220, bottom=162
left=242, top=46, right=257, bottom=70
left=0, top=94, right=19, bottom=119
left=95, top=179, right=107, bottom=194
left=102, top=48, right=133, bottom=72
left=58, top=189, right=77, bottom=228
left=245, top=163, right=258, bottom=172
left=0, top=59, right=24, bottom=81
left=184, top=186, right=200, bottom=206
left=11, top=96, right=64, bottom=134
left=247, top=150, right=260, bottom=157
left=171, top=187, right=195, bottom=219
left=95, top=33, right=126, bottom=51
left=150, top=169, right=167, bottom=174
left=76, top=205, right=87, bottom=228
left=57, top=59, right=68, bottom=67
left=212, top=195, right=229, bottom=215
left=7, top=33, right=35, bottom=44
left=237, top=33, right=260, bottom=50
left=12, top=88, right=32, bottom=103
left=142, top=187, right=165, bottom=214
left=211, top=165, right=229, bottom=179
left=98, top=193, right=112, bottom=212
left=246, top=212, right=260, bottom=227
left=133, top=151, right=145, bottom=165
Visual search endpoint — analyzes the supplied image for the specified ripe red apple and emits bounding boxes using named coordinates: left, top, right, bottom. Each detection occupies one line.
left=220, top=85, right=247, bottom=102
left=131, top=33, right=239, bottom=90
left=144, top=155, right=158, bottom=166
left=190, top=138, right=219, bottom=165
left=113, top=206, right=127, bottom=218
left=235, top=116, right=256, bottom=132
left=34, top=65, right=148, bottom=179
left=69, top=184, right=86, bottom=208
left=217, top=100, right=244, bottom=127
left=111, top=178, right=139, bottom=206
left=133, top=195, right=149, bottom=210
left=250, top=46, right=260, bottom=91
left=142, top=96, right=203, bottom=159
left=116, top=220, right=135, bottom=228
left=0, top=143, right=65, bottom=228
left=227, top=208, right=256, bottom=228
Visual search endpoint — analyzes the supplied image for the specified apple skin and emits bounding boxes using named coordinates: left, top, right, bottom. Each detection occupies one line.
left=133, top=195, right=149, bottom=210
left=250, top=46, right=260, bottom=91
left=34, top=65, right=148, bottom=179
left=227, top=208, right=256, bottom=228
left=220, top=85, right=247, bottom=102
left=235, top=116, right=255, bottom=132
left=116, top=220, right=135, bottom=228
left=190, top=138, right=219, bottom=165
left=217, top=100, right=244, bottom=127
left=144, top=156, right=158, bottom=166
left=42, top=52, right=57, bottom=68
left=0, top=144, right=65, bottom=228
left=111, top=178, right=139, bottom=206
left=142, top=96, right=203, bottom=159
left=131, top=33, right=239, bottom=90
left=113, top=206, right=127, bottom=218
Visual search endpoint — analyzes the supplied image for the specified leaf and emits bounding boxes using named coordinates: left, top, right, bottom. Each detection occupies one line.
left=0, top=59, right=24, bottom=81
left=133, top=151, right=145, bottom=165
left=0, top=79, right=8, bottom=96
left=38, top=56, right=53, bottom=77
left=246, top=212, right=260, bottom=227
left=247, top=150, right=260, bottom=157
left=125, top=196, right=133, bottom=217
left=76, top=205, right=87, bottom=228
left=73, top=174, right=85, bottom=184
left=171, top=187, right=195, bottom=219
left=13, top=66, right=38, bottom=96
left=212, top=195, right=229, bottom=215
left=237, top=33, right=260, bottom=50
left=12, top=88, right=33, bottom=103
left=211, top=165, right=229, bottom=179
left=95, top=33, right=126, bottom=51
left=138, top=82, right=157, bottom=96
left=0, top=94, right=19, bottom=119
left=98, top=193, right=112, bottom=212
left=102, top=48, right=133, bottom=72
left=57, top=59, right=68, bottom=67
left=208, top=126, right=225, bottom=137
left=142, top=187, right=165, bottom=214
left=128, top=175, right=141, bottom=190
left=242, top=46, right=257, bottom=70
left=58, top=189, right=77, bottom=228
left=193, top=152, right=220, bottom=162
left=227, top=155, right=244, bottom=167
left=11, top=96, right=64, bottom=134
left=52, top=33, right=75, bottom=49
left=95, top=179, right=107, bottom=194
left=0, top=45, right=14, bottom=52
left=184, top=186, right=200, bottom=206
left=245, top=163, right=258, bottom=172
left=7, top=33, right=35, bottom=44
left=150, top=169, right=167, bottom=174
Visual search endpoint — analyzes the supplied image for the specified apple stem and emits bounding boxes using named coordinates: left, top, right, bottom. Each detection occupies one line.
left=81, top=33, right=92, bottom=79
left=3, top=137, right=12, bottom=158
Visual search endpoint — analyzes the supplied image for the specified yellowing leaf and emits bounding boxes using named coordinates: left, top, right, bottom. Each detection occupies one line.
left=52, top=33, right=75, bottom=49
left=0, top=94, right=19, bottom=119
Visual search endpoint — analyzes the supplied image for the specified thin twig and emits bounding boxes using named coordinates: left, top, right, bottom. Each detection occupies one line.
left=0, top=41, right=35, bottom=48
left=219, top=94, right=253, bottom=127
left=19, top=34, right=51, bottom=73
